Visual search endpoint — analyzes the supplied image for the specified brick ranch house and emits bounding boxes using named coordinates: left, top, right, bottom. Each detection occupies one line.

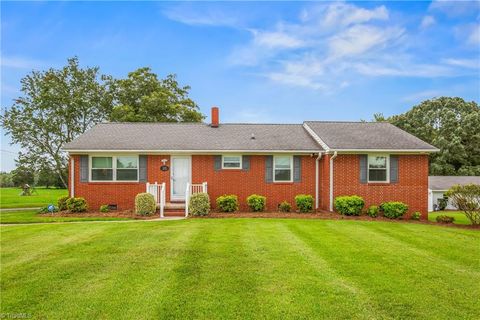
left=63, top=107, right=438, bottom=218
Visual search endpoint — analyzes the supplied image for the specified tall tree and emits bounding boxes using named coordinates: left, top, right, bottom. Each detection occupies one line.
left=108, top=68, right=204, bottom=122
left=1, top=57, right=112, bottom=188
left=376, top=97, right=480, bottom=175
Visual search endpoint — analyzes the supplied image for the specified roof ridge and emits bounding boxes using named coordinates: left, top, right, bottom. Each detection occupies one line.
left=98, top=122, right=304, bottom=126
left=304, top=120, right=391, bottom=124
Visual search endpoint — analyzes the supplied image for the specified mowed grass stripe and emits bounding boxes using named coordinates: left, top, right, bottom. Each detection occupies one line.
left=155, top=219, right=263, bottom=319
left=286, top=220, right=480, bottom=319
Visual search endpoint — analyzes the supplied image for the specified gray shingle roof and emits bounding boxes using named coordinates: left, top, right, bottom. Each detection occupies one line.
left=304, top=121, right=438, bottom=151
left=429, top=176, right=480, bottom=191
left=63, top=123, right=321, bottom=152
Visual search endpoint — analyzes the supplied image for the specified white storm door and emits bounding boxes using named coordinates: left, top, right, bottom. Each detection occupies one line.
left=171, top=156, right=191, bottom=200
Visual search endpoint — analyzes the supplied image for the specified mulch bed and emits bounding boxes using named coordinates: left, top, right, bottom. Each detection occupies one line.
left=39, top=210, right=159, bottom=220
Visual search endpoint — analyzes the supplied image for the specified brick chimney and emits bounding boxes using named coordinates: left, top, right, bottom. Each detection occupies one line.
left=211, top=106, right=219, bottom=127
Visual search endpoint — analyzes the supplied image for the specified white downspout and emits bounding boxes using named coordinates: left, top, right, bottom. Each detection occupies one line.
left=329, top=151, right=338, bottom=212
left=70, top=157, right=75, bottom=198
left=315, top=152, right=322, bottom=209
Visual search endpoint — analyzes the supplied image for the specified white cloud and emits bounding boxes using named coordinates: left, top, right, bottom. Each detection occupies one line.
left=163, top=5, right=241, bottom=27
left=402, top=90, right=442, bottom=102
left=420, top=15, right=436, bottom=29
left=429, top=0, right=480, bottom=17
left=443, top=58, right=479, bottom=69
left=0, top=55, right=44, bottom=69
left=467, top=24, right=480, bottom=45
left=253, top=30, right=305, bottom=49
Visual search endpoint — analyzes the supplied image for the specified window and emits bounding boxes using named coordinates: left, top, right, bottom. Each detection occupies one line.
left=368, top=155, right=389, bottom=182
left=116, top=156, right=138, bottom=181
left=90, top=156, right=138, bottom=182
left=222, top=155, right=242, bottom=169
left=91, top=157, right=113, bottom=181
left=274, top=155, right=293, bottom=182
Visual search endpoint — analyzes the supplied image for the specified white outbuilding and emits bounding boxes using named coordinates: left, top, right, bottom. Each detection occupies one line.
left=428, top=176, right=480, bottom=212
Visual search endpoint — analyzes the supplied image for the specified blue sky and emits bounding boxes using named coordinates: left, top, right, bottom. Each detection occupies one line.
left=1, top=1, right=479, bottom=171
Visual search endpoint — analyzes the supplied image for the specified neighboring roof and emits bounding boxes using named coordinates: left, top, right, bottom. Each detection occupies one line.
left=429, top=176, right=480, bottom=191
left=304, top=121, right=438, bottom=151
left=63, top=123, right=322, bottom=152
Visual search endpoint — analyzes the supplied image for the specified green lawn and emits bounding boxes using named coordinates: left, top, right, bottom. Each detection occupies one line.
left=0, top=210, right=131, bottom=224
left=429, top=211, right=471, bottom=225
left=0, top=187, right=68, bottom=209
left=1, top=219, right=478, bottom=319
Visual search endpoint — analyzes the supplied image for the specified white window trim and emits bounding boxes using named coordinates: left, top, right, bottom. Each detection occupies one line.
left=367, top=154, right=390, bottom=183
left=273, top=155, right=293, bottom=183
left=221, top=155, right=242, bottom=170
left=89, top=155, right=139, bottom=182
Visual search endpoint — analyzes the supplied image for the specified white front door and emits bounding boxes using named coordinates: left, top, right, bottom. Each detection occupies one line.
left=171, top=156, right=191, bottom=201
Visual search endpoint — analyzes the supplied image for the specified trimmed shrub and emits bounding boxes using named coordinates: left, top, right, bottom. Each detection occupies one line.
left=295, top=194, right=314, bottom=213
left=100, top=205, right=109, bottom=213
left=334, top=195, right=365, bottom=216
left=436, top=215, right=455, bottom=223
left=247, top=194, right=266, bottom=212
left=367, top=205, right=379, bottom=218
left=135, top=193, right=156, bottom=215
left=189, top=193, right=210, bottom=216
left=380, top=201, right=408, bottom=219
left=278, top=201, right=292, bottom=213
left=437, top=197, right=448, bottom=211
left=216, top=195, right=239, bottom=212
left=66, top=197, right=88, bottom=213
left=411, top=211, right=421, bottom=220
left=57, top=196, right=70, bottom=211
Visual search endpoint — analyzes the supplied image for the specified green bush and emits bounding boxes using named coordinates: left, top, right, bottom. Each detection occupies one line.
left=380, top=202, right=408, bottom=219
left=278, top=201, right=292, bottom=212
left=66, top=197, right=88, bottom=213
left=57, top=196, right=70, bottom=211
left=367, top=205, right=379, bottom=218
left=189, top=193, right=210, bottom=216
left=135, top=193, right=156, bottom=215
left=295, top=194, right=314, bottom=213
left=411, top=211, right=421, bottom=220
left=436, top=215, right=455, bottom=223
left=38, top=205, right=58, bottom=214
left=334, top=195, right=365, bottom=216
left=100, top=205, right=109, bottom=213
left=247, top=194, right=266, bottom=212
left=216, top=195, right=239, bottom=212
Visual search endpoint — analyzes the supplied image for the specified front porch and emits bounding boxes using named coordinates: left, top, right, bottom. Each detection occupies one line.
left=146, top=181, right=208, bottom=217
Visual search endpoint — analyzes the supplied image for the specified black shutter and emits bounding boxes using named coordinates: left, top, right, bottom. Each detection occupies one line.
left=359, top=154, right=368, bottom=184
left=214, top=155, right=222, bottom=171
left=242, top=155, right=250, bottom=171
left=139, top=155, right=147, bottom=182
left=390, top=155, right=398, bottom=183
left=265, top=156, right=273, bottom=183
left=80, top=155, right=89, bottom=182
left=293, top=155, right=301, bottom=182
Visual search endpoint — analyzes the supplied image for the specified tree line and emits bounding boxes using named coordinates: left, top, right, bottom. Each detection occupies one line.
left=1, top=57, right=479, bottom=189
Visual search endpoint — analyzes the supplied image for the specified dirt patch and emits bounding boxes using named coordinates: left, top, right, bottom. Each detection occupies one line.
left=38, top=210, right=159, bottom=220
left=193, top=211, right=480, bottom=230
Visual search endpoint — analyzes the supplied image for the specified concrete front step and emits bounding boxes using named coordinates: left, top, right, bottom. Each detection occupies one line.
left=165, top=202, right=186, bottom=210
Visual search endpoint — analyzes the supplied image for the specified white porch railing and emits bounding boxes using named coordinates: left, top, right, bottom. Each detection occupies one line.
left=185, top=182, right=208, bottom=217
left=146, top=182, right=166, bottom=218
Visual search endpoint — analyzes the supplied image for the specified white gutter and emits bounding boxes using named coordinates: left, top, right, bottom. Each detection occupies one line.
left=329, top=148, right=439, bottom=153
left=315, top=152, right=323, bottom=209
left=62, top=149, right=320, bottom=154
left=70, top=157, right=75, bottom=197
left=329, top=151, right=338, bottom=212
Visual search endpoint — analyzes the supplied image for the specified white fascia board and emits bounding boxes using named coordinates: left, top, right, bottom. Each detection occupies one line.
left=302, top=123, right=330, bottom=151
left=65, top=149, right=320, bottom=154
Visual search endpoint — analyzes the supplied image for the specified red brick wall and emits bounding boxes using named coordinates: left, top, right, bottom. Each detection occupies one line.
left=71, top=155, right=171, bottom=211
left=70, top=153, right=429, bottom=217
left=192, top=155, right=317, bottom=211
left=331, top=154, right=429, bottom=219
